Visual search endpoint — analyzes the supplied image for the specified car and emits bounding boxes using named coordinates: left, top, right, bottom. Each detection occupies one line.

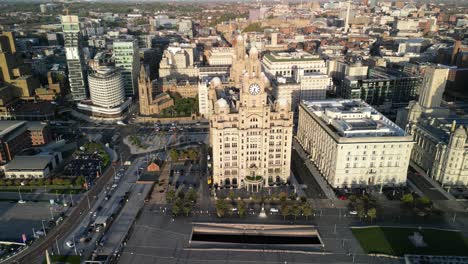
left=349, top=210, right=358, bottom=215
left=35, top=230, right=45, bottom=237
left=17, top=200, right=26, bottom=204
left=66, top=240, right=75, bottom=248
left=270, top=208, right=279, bottom=213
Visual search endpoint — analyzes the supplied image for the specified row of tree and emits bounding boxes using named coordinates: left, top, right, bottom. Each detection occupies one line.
left=215, top=197, right=314, bottom=221
left=169, top=148, right=199, bottom=162
left=0, top=176, right=86, bottom=188
left=349, top=194, right=378, bottom=223
left=167, top=188, right=198, bottom=217
left=223, top=190, right=298, bottom=203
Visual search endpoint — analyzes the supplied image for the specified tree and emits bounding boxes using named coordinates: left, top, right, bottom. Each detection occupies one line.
left=216, top=199, right=228, bottom=218
left=302, top=202, right=313, bottom=220
left=183, top=200, right=192, bottom=216
left=52, top=178, right=63, bottom=185
left=171, top=203, right=181, bottom=217
left=36, top=179, right=44, bottom=186
left=5, top=180, right=12, bottom=186
left=62, top=179, right=72, bottom=186
left=367, top=208, right=377, bottom=223
left=415, top=196, right=432, bottom=209
left=401, top=193, right=414, bottom=205
left=279, top=192, right=288, bottom=203
left=0, top=179, right=4, bottom=186
left=75, top=176, right=86, bottom=187
left=280, top=204, right=290, bottom=220
left=238, top=200, right=246, bottom=218
left=172, top=197, right=183, bottom=216
left=227, top=204, right=234, bottom=217
left=356, top=203, right=366, bottom=221
left=186, top=188, right=197, bottom=203
left=291, top=204, right=301, bottom=221
left=169, top=149, right=179, bottom=161
left=166, top=189, right=176, bottom=204
left=228, top=190, right=236, bottom=202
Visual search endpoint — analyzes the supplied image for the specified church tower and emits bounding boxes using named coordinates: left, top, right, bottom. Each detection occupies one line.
left=138, top=65, right=152, bottom=116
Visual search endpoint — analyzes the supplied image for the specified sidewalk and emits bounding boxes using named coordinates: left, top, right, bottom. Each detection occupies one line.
left=293, top=138, right=337, bottom=200
left=410, top=161, right=455, bottom=200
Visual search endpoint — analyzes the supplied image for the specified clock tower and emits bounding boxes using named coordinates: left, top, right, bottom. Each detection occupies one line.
left=209, top=42, right=293, bottom=192
left=241, top=46, right=267, bottom=108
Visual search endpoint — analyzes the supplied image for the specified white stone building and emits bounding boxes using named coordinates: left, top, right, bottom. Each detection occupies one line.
left=272, top=68, right=331, bottom=110
left=159, top=43, right=199, bottom=78
left=262, top=50, right=327, bottom=78
left=206, top=47, right=234, bottom=66
left=297, top=99, right=414, bottom=188
left=210, top=47, right=293, bottom=191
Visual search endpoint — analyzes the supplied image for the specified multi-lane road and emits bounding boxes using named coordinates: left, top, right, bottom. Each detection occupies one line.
left=7, top=140, right=131, bottom=264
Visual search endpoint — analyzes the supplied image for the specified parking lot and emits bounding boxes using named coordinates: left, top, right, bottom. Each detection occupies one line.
left=63, top=154, right=103, bottom=183
left=0, top=201, right=65, bottom=241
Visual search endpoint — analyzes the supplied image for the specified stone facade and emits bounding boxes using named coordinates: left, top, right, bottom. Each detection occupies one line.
left=297, top=100, right=414, bottom=188
left=138, top=66, right=174, bottom=116
left=210, top=43, right=293, bottom=191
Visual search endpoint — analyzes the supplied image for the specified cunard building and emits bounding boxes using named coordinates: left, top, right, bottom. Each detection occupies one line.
left=209, top=36, right=293, bottom=191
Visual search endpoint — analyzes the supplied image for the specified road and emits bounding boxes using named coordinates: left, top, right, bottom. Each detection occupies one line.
left=7, top=141, right=130, bottom=264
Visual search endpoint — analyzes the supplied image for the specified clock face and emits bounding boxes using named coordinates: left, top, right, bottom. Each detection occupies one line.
left=249, top=83, right=260, bottom=95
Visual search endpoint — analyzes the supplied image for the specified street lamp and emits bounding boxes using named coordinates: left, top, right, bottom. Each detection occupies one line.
left=41, top=220, right=47, bottom=236
left=18, top=182, right=24, bottom=203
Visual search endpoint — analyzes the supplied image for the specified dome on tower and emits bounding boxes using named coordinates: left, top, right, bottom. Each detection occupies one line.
left=210, top=77, right=222, bottom=87
left=454, top=125, right=467, bottom=136
left=249, top=46, right=258, bottom=56
left=215, top=98, right=228, bottom=108
left=278, top=98, right=289, bottom=106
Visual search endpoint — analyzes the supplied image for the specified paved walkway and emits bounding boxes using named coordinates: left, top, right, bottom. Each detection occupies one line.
left=293, top=138, right=337, bottom=200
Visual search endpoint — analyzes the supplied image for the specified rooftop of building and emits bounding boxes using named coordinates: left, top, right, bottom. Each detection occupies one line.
left=417, top=117, right=468, bottom=144
left=0, top=120, right=27, bottom=140
left=302, top=99, right=407, bottom=138
left=263, top=50, right=321, bottom=62
left=5, top=155, right=53, bottom=171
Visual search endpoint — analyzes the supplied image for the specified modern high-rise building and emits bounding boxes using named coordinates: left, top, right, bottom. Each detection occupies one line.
left=88, top=67, right=125, bottom=109
left=210, top=46, right=293, bottom=191
left=340, top=67, right=421, bottom=113
left=297, top=99, right=414, bottom=188
left=0, top=32, right=40, bottom=100
left=114, top=38, right=140, bottom=97
left=76, top=67, right=131, bottom=118
left=61, top=15, right=87, bottom=101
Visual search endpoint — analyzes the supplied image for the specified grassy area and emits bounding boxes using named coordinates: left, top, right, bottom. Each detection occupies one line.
left=352, top=226, right=468, bottom=256
left=46, top=255, right=81, bottom=264
left=81, top=142, right=110, bottom=166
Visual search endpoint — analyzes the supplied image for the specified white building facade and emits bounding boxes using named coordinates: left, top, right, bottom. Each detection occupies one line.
left=297, top=99, right=414, bottom=188
left=262, top=50, right=327, bottom=78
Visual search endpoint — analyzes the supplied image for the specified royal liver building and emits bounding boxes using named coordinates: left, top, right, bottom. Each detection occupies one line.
left=209, top=35, right=293, bottom=192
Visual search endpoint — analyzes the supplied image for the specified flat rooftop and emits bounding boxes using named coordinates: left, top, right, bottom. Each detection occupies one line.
left=302, top=99, right=407, bottom=138
left=264, top=50, right=321, bottom=62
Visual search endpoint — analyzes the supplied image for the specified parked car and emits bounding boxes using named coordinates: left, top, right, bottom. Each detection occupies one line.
left=66, top=240, right=75, bottom=248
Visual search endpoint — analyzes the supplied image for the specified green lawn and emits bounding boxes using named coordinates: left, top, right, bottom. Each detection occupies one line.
left=352, top=226, right=468, bottom=256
